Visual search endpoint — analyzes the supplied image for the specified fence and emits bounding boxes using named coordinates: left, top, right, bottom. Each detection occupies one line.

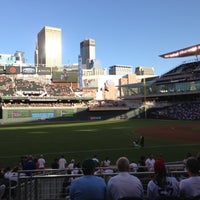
left=5, top=164, right=188, bottom=200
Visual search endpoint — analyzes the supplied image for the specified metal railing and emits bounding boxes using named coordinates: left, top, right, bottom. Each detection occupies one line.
left=6, top=165, right=188, bottom=200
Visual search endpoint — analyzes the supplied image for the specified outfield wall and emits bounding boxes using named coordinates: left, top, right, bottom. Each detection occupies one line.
left=0, top=107, right=139, bottom=124
left=0, top=107, right=87, bottom=124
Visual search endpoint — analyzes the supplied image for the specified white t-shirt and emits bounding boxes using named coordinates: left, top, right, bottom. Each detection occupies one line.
left=179, top=176, right=200, bottom=198
left=145, top=158, right=155, bottom=171
left=103, top=159, right=111, bottom=167
left=68, top=163, right=74, bottom=170
left=129, top=162, right=138, bottom=172
left=38, top=158, right=46, bottom=169
left=58, top=158, right=67, bottom=169
left=147, top=176, right=179, bottom=200
left=107, top=172, right=144, bottom=200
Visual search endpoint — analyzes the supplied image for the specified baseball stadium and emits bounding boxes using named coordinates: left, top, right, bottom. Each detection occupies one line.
left=0, top=44, right=200, bottom=199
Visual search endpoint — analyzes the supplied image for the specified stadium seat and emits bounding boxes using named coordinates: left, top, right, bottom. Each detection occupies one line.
left=118, top=197, right=143, bottom=200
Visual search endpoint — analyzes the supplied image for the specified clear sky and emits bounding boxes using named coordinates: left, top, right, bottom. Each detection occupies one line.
left=1, top=0, right=200, bottom=75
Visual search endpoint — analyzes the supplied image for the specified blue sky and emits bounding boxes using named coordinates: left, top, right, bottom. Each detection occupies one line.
left=1, top=0, right=200, bottom=75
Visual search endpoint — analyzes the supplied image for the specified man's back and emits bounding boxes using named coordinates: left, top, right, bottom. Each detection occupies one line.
left=179, top=157, right=200, bottom=199
left=58, top=157, right=67, bottom=169
left=38, top=157, right=45, bottom=169
left=179, top=176, right=200, bottom=198
left=107, top=172, right=143, bottom=200
left=70, top=175, right=107, bottom=200
left=107, top=157, right=144, bottom=200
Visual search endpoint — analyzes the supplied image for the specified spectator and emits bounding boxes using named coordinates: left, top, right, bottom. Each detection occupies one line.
left=58, top=155, right=67, bottom=170
left=51, top=158, right=59, bottom=169
left=6, top=167, right=24, bottom=183
left=0, top=183, right=6, bottom=199
left=156, top=154, right=165, bottom=163
left=107, top=156, right=144, bottom=200
left=69, top=158, right=107, bottom=200
left=3, top=167, right=12, bottom=180
left=23, top=156, right=36, bottom=176
left=100, top=159, right=114, bottom=174
left=68, top=159, right=75, bottom=170
left=92, top=155, right=100, bottom=167
left=179, top=157, right=200, bottom=199
left=183, top=152, right=192, bottom=165
left=147, top=158, right=179, bottom=200
left=137, top=155, right=147, bottom=172
left=139, top=135, right=144, bottom=147
left=71, top=161, right=82, bottom=175
left=103, top=157, right=111, bottom=167
left=145, top=153, right=155, bottom=172
left=37, top=154, right=46, bottom=169
left=197, top=152, right=200, bottom=163
left=61, top=176, right=73, bottom=198
left=1, top=167, right=19, bottom=199
left=129, top=160, right=138, bottom=172
left=34, top=158, right=40, bottom=169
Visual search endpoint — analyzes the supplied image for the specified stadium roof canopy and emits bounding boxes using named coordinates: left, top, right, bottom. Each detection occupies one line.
left=159, top=44, right=200, bottom=58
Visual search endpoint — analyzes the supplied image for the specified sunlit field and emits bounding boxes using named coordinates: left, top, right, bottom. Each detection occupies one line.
left=0, top=119, right=199, bottom=168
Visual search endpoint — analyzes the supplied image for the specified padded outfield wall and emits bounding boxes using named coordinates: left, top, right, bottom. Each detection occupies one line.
left=0, top=106, right=134, bottom=124
left=0, top=107, right=88, bottom=124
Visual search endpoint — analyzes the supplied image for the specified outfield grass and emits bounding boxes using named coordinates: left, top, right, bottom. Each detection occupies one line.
left=0, top=119, right=199, bottom=168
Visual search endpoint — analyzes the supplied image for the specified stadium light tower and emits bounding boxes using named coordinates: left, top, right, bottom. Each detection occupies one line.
left=142, top=70, right=147, bottom=119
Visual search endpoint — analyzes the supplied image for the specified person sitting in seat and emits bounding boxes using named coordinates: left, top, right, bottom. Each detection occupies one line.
left=107, top=156, right=144, bottom=200
left=179, top=157, right=200, bottom=199
left=69, top=158, right=107, bottom=200
left=147, top=158, right=179, bottom=200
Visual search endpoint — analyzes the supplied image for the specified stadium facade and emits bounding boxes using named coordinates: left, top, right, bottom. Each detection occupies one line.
left=2, top=26, right=199, bottom=123
left=120, top=44, right=200, bottom=120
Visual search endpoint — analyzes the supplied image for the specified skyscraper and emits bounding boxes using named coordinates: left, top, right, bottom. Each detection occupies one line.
left=80, top=39, right=95, bottom=68
left=35, top=26, right=62, bottom=68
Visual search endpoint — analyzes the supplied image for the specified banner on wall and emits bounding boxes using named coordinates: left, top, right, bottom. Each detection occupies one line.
left=7, top=108, right=75, bottom=120
left=22, top=67, right=36, bottom=74
left=8, top=110, right=30, bottom=118
left=37, top=67, right=51, bottom=75
left=6, top=66, right=20, bottom=74
left=31, top=112, right=54, bottom=118
left=78, top=55, right=83, bottom=88
left=60, top=109, right=74, bottom=117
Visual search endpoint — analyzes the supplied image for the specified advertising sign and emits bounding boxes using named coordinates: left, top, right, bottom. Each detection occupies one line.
left=78, top=55, right=83, bottom=88
left=37, top=67, right=51, bottom=75
left=6, top=66, right=20, bottom=74
left=31, top=112, right=54, bottom=118
left=8, top=110, right=30, bottom=118
left=22, top=67, right=36, bottom=74
left=60, top=109, right=74, bottom=117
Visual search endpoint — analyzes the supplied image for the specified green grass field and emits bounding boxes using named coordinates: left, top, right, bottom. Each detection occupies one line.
left=0, top=119, right=199, bottom=168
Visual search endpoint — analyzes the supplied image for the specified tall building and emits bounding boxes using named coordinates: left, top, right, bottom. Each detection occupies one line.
left=0, top=51, right=26, bottom=66
left=80, top=39, right=95, bottom=68
left=109, top=65, right=133, bottom=76
left=135, top=66, right=155, bottom=75
left=35, top=26, right=62, bottom=68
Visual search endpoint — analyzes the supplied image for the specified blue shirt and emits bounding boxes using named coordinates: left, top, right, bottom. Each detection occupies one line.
left=69, top=175, right=107, bottom=200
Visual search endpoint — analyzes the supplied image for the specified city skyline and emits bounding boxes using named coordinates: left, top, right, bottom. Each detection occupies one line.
left=1, top=0, right=200, bottom=76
